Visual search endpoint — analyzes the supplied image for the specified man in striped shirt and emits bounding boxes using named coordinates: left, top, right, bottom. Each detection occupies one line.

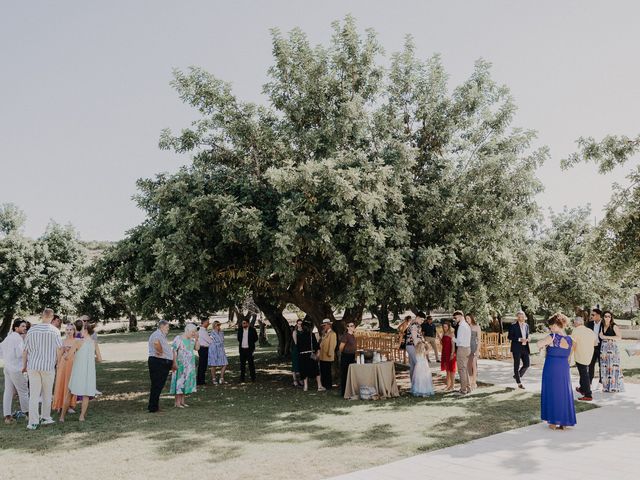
left=22, top=308, right=63, bottom=430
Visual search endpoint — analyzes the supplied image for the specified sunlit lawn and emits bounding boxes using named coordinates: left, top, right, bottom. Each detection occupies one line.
left=0, top=330, right=598, bottom=480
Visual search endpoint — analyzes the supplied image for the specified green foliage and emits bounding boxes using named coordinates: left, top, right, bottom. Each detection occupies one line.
left=531, top=207, right=631, bottom=315
left=104, top=17, right=550, bottom=329
left=0, top=203, right=27, bottom=235
left=0, top=231, right=40, bottom=328
left=562, top=134, right=640, bottom=173
left=36, top=222, right=87, bottom=314
left=0, top=209, right=89, bottom=338
left=564, top=134, right=640, bottom=280
left=386, top=42, right=547, bottom=318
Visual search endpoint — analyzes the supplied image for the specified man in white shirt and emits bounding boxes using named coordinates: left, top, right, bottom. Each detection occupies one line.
left=22, top=308, right=63, bottom=430
left=197, top=319, right=212, bottom=386
left=453, top=310, right=471, bottom=395
left=2, top=319, right=29, bottom=423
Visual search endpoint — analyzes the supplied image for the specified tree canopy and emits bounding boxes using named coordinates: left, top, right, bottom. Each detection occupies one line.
left=564, top=134, right=640, bottom=281
left=0, top=206, right=88, bottom=338
left=2, top=18, right=635, bottom=347
left=96, top=17, right=549, bottom=351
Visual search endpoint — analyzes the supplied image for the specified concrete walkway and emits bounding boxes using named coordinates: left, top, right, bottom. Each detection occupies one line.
left=329, top=359, right=640, bottom=480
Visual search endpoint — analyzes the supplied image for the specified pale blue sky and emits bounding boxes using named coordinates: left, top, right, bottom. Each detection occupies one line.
left=1, top=1, right=638, bottom=240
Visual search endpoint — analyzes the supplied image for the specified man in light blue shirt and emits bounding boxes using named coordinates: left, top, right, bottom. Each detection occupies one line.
left=147, top=320, right=175, bottom=413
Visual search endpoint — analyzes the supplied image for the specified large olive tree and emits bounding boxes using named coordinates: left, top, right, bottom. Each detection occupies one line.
left=105, top=17, right=547, bottom=353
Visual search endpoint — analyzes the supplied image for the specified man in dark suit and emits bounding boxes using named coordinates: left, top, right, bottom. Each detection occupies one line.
left=508, top=310, right=530, bottom=389
left=237, top=319, right=258, bottom=382
left=585, top=308, right=603, bottom=386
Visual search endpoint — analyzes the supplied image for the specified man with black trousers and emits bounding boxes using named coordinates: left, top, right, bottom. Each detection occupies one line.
left=339, top=321, right=357, bottom=397
left=318, top=319, right=337, bottom=390
left=196, top=318, right=212, bottom=386
left=571, top=316, right=597, bottom=401
left=237, top=319, right=258, bottom=382
left=147, top=320, right=174, bottom=413
left=508, top=310, right=530, bottom=389
left=586, top=308, right=603, bottom=386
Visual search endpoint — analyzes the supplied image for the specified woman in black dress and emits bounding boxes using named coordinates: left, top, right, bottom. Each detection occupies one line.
left=297, top=323, right=321, bottom=392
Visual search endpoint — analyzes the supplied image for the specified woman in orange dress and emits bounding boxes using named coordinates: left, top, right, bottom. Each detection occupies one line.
left=52, top=323, right=78, bottom=413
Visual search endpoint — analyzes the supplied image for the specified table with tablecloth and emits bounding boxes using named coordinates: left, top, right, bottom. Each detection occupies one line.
left=343, top=361, right=400, bottom=400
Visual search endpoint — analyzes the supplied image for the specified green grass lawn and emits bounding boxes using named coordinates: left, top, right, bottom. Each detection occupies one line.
left=0, top=330, right=597, bottom=480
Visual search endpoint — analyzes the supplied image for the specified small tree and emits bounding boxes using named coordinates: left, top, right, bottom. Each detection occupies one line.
left=0, top=232, right=40, bottom=339
left=36, top=223, right=88, bottom=315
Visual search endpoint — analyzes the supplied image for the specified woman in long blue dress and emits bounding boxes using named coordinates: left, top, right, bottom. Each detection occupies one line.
left=538, top=313, right=576, bottom=430
left=208, top=321, right=228, bottom=384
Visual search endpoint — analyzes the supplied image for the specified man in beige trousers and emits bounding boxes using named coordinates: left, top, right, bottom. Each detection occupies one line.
left=453, top=310, right=471, bottom=395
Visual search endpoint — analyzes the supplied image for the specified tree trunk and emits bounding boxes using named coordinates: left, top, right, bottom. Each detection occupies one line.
left=489, top=311, right=503, bottom=333
left=233, top=306, right=252, bottom=325
left=258, top=317, right=270, bottom=346
left=0, top=309, right=15, bottom=341
left=370, top=304, right=393, bottom=332
left=336, top=305, right=364, bottom=336
left=228, top=305, right=235, bottom=327
left=128, top=313, right=138, bottom=332
left=255, top=297, right=291, bottom=357
left=280, top=277, right=336, bottom=330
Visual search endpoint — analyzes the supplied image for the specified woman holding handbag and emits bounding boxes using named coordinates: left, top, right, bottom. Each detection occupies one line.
left=296, top=322, right=321, bottom=392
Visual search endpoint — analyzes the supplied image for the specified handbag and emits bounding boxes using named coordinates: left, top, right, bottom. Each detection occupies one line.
left=359, top=385, right=379, bottom=400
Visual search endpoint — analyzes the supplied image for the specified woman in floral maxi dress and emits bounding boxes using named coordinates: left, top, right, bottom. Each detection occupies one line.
left=600, top=311, right=625, bottom=393
left=170, top=323, right=199, bottom=407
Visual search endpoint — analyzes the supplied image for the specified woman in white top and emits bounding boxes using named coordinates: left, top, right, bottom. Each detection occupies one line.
left=2, top=319, right=30, bottom=423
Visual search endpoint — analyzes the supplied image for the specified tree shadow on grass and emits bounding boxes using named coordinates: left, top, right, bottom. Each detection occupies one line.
left=624, top=368, right=640, bottom=380
left=1, top=348, right=592, bottom=463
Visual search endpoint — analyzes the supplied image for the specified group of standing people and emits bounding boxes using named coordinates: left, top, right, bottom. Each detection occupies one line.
left=400, top=311, right=481, bottom=397
left=1, top=309, right=101, bottom=429
left=531, top=308, right=626, bottom=431
left=290, top=318, right=358, bottom=396
left=147, top=318, right=255, bottom=412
